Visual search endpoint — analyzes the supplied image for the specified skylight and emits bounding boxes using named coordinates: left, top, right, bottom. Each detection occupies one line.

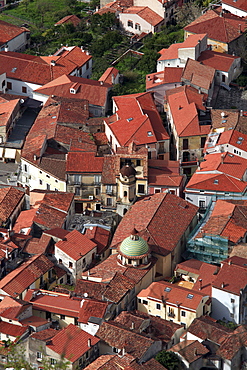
left=147, top=131, right=153, bottom=137
left=214, top=179, right=218, bottom=184
left=127, top=118, right=133, bottom=122
left=11, top=67, right=17, bottom=73
left=165, top=287, right=171, bottom=292
left=187, top=293, right=194, bottom=299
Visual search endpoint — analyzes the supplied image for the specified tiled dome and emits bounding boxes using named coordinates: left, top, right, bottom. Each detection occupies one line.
left=119, top=234, right=149, bottom=257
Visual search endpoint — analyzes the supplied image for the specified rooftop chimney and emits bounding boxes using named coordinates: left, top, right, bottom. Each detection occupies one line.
left=50, top=60, right=56, bottom=66
left=199, top=279, right=202, bottom=291
left=88, top=338, right=91, bottom=347
left=221, top=282, right=225, bottom=288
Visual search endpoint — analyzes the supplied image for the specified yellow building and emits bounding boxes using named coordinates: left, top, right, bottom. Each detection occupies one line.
left=137, top=281, right=211, bottom=329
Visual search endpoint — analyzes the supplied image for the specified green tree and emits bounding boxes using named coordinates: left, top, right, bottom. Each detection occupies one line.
left=175, top=2, right=202, bottom=27
left=155, top=350, right=184, bottom=369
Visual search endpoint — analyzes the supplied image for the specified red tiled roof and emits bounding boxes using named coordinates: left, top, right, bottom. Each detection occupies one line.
left=138, top=281, right=207, bottom=311
left=0, top=321, right=28, bottom=338
left=222, top=0, right=247, bottom=12
left=0, top=98, right=20, bottom=128
left=111, top=192, right=198, bottom=255
left=0, top=20, right=29, bottom=46
left=122, top=6, right=163, bottom=26
left=30, top=328, right=59, bottom=341
left=78, top=299, right=108, bottom=323
left=198, top=49, right=240, bottom=72
left=195, top=199, right=247, bottom=243
left=186, top=172, right=247, bottom=193
left=55, top=15, right=81, bottom=27
left=188, top=316, right=233, bottom=344
left=20, top=315, right=49, bottom=328
left=56, top=229, right=97, bottom=260
left=13, top=209, right=37, bottom=234
left=0, top=46, right=91, bottom=85
left=35, top=74, right=111, bottom=107
left=24, top=289, right=81, bottom=317
left=47, top=324, right=99, bottom=362
left=182, top=58, right=215, bottom=91
left=217, top=328, right=247, bottom=360
left=212, top=257, right=247, bottom=295
left=0, top=254, right=53, bottom=297
left=96, top=321, right=155, bottom=360
left=166, top=86, right=209, bottom=137
left=66, top=152, right=104, bottom=173
left=23, top=234, right=52, bottom=255
left=84, top=226, right=111, bottom=254
left=0, top=187, right=25, bottom=224
left=146, top=67, right=183, bottom=90
left=98, top=67, right=119, bottom=85
left=158, top=33, right=207, bottom=61
left=0, top=296, right=30, bottom=320
left=84, top=354, right=135, bottom=369
left=184, top=7, right=246, bottom=44
left=106, top=92, right=169, bottom=146
left=169, top=340, right=209, bottom=363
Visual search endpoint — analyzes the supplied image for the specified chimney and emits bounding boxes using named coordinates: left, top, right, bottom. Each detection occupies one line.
left=112, top=73, right=115, bottom=84
left=81, top=46, right=84, bottom=52
left=239, top=24, right=241, bottom=34
left=100, top=81, right=103, bottom=86
left=194, top=348, right=197, bottom=356
left=50, top=60, right=56, bottom=66
left=131, top=322, right=135, bottom=330
left=228, top=259, right=232, bottom=265
left=5, top=248, right=8, bottom=260
left=88, top=338, right=91, bottom=347
left=221, top=282, right=225, bottom=288
left=199, top=279, right=202, bottom=291
left=34, top=154, right=37, bottom=161
left=4, top=44, right=8, bottom=52
left=122, top=348, right=125, bottom=356
left=221, top=153, right=224, bottom=164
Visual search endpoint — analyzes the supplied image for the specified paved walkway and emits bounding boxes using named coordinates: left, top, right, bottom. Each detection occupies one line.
left=214, top=86, right=247, bottom=111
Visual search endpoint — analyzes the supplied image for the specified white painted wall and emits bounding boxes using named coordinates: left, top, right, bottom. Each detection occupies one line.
left=211, top=287, right=240, bottom=324
left=6, top=78, right=42, bottom=98
left=0, top=31, right=29, bottom=52
left=119, top=13, right=158, bottom=35
left=221, top=2, right=247, bottom=17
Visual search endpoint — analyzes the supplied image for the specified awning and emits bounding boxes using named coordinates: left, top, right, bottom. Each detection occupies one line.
left=4, top=148, right=16, bottom=159
left=0, top=147, right=4, bottom=158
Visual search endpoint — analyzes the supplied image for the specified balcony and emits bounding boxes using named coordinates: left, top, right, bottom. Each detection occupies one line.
left=168, top=312, right=175, bottom=318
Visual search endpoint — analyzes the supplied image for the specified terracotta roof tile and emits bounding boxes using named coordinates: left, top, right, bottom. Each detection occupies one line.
left=55, top=229, right=97, bottom=260
left=138, top=281, right=207, bottom=311
left=169, top=340, right=209, bottom=363
left=35, top=74, right=111, bottom=107
left=107, top=92, right=169, bottom=147
left=0, top=20, right=29, bottom=45
left=198, top=49, right=240, bottom=72
left=0, top=187, right=25, bottom=224
left=146, top=68, right=183, bottom=90
left=84, top=226, right=111, bottom=254
left=78, top=299, right=108, bottom=323
left=188, top=316, right=233, bottom=344
left=98, top=67, right=119, bottom=85
left=30, top=328, right=59, bottom=341
left=182, top=58, right=215, bottom=91
left=111, top=192, right=198, bottom=254
left=23, top=234, right=52, bottom=255
left=217, top=329, right=247, bottom=360
left=66, top=152, right=104, bottom=173
left=55, top=15, right=81, bottom=27
left=0, top=254, right=54, bottom=297
left=222, top=0, right=247, bottom=12
left=0, top=321, right=28, bottom=338
left=96, top=321, right=156, bottom=360
left=184, top=7, right=246, bottom=44
left=47, top=324, right=99, bottom=362
left=122, top=7, right=163, bottom=26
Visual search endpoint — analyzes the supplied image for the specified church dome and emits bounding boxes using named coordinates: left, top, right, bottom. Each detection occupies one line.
left=120, top=164, right=136, bottom=178
left=119, top=233, right=149, bottom=257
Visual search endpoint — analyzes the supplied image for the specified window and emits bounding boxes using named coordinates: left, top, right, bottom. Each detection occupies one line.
left=136, top=159, right=141, bottom=166
left=230, top=313, right=234, bottom=318
left=60, top=314, right=65, bottom=320
left=46, top=174, right=50, bottom=178
left=50, top=358, right=57, bottom=365
left=74, top=318, right=78, bottom=326
left=39, top=179, right=42, bottom=185
left=181, top=311, right=186, bottom=317
left=37, top=352, right=42, bottom=360
left=7, top=82, right=12, bottom=90
left=24, top=164, right=27, bottom=172
left=2, top=80, right=5, bottom=88
left=143, top=300, right=148, bottom=305
left=86, top=61, right=89, bottom=70
left=75, top=187, right=80, bottom=196
left=46, top=183, right=50, bottom=190
left=138, top=298, right=141, bottom=303
left=155, top=188, right=161, bottom=193
left=135, top=23, right=141, bottom=30
left=60, top=278, right=63, bottom=284
left=201, top=137, right=206, bottom=148
left=183, top=139, right=188, bottom=150
left=222, top=74, right=226, bottom=83
left=69, top=261, right=73, bottom=268
left=94, top=175, right=101, bottom=184
left=199, top=200, right=205, bottom=209
left=156, top=303, right=161, bottom=310
left=22, top=86, right=27, bottom=93
left=59, top=259, right=62, bottom=264
left=113, top=347, right=118, bottom=353
left=231, top=298, right=235, bottom=303
left=128, top=20, right=133, bottom=28
left=106, top=185, right=112, bottom=194
left=74, top=174, right=81, bottom=184
left=138, top=184, right=145, bottom=194
left=107, top=197, right=113, bottom=206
